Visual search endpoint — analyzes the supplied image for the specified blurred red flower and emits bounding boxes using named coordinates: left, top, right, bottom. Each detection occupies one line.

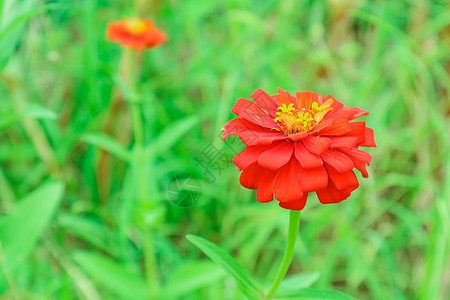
left=222, top=88, right=376, bottom=210
left=106, top=18, right=167, bottom=50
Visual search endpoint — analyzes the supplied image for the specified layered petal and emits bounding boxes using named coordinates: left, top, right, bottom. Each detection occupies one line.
left=316, top=179, right=356, bottom=204
left=295, top=91, right=323, bottom=111
left=221, top=118, right=265, bottom=141
left=360, top=127, right=376, bottom=147
left=251, top=89, right=279, bottom=116
left=329, top=137, right=359, bottom=149
left=325, top=164, right=359, bottom=190
left=338, top=148, right=372, bottom=178
left=274, top=158, right=304, bottom=203
left=231, top=98, right=254, bottom=116
left=274, top=89, right=298, bottom=109
left=258, top=142, right=294, bottom=170
left=223, top=88, right=375, bottom=211
left=232, top=144, right=274, bottom=170
left=238, top=102, right=278, bottom=128
left=239, top=163, right=259, bottom=189
left=320, top=149, right=354, bottom=173
left=294, top=142, right=323, bottom=169
left=279, top=193, right=308, bottom=210
left=298, top=165, right=328, bottom=192
left=256, top=168, right=278, bottom=203
left=340, top=121, right=366, bottom=145
left=302, top=136, right=331, bottom=155
left=239, top=131, right=287, bottom=146
left=318, top=119, right=351, bottom=136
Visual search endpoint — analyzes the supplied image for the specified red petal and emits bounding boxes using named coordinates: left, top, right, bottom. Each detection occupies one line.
left=321, top=148, right=354, bottom=173
left=256, top=168, right=278, bottom=203
left=258, top=142, right=294, bottom=170
left=279, top=193, right=308, bottom=210
left=294, top=142, right=323, bottom=169
left=345, top=155, right=368, bottom=177
left=274, top=159, right=304, bottom=203
left=239, top=131, right=287, bottom=146
left=251, top=89, right=279, bottom=116
left=337, top=148, right=372, bottom=178
left=231, top=98, right=254, bottom=116
left=273, top=90, right=297, bottom=109
left=319, top=119, right=351, bottom=136
left=295, top=91, right=323, bottom=110
left=309, top=119, right=334, bottom=133
left=232, top=144, right=274, bottom=169
left=360, top=127, right=376, bottom=147
left=350, top=107, right=369, bottom=120
left=325, top=165, right=359, bottom=190
left=325, top=107, right=357, bottom=121
left=239, top=163, right=259, bottom=189
left=298, top=165, right=328, bottom=192
left=329, top=137, right=359, bottom=149
left=340, top=121, right=366, bottom=144
left=239, top=102, right=278, bottom=129
left=316, top=179, right=356, bottom=204
left=322, top=95, right=344, bottom=118
left=339, top=148, right=372, bottom=165
left=222, top=119, right=266, bottom=140
left=326, top=106, right=368, bottom=122
left=288, top=131, right=308, bottom=141
left=302, top=136, right=331, bottom=155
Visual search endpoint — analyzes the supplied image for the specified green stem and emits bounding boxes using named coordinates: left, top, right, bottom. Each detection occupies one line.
left=264, top=210, right=301, bottom=300
left=124, top=48, right=158, bottom=299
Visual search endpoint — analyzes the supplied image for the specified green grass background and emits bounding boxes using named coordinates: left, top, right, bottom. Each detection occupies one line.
left=0, top=0, right=449, bottom=299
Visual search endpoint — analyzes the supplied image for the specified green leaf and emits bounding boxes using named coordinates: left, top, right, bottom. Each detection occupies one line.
left=0, top=5, right=52, bottom=41
left=81, top=133, right=131, bottom=161
left=274, top=288, right=357, bottom=300
left=143, top=116, right=200, bottom=160
left=0, top=181, right=65, bottom=294
left=277, top=272, right=320, bottom=292
left=162, top=261, right=227, bottom=299
left=0, top=113, right=20, bottom=131
left=58, top=214, right=115, bottom=256
left=19, top=103, right=59, bottom=120
left=73, top=251, right=148, bottom=300
left=0, top=104, right=58, bottom=131
left=0, top=3, right=61, bottom=70
left=186, top=234, right=262, bottom=300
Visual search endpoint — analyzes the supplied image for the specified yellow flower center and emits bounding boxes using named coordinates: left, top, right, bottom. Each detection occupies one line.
left=125, top=18, right=147, bottom=34
left=273, top=99, right=333, bottom=134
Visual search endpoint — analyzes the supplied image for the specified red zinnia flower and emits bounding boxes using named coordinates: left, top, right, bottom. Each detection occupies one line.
left=106, top=18, right=167, bottom=50
left=222, top=88, right=376, bottom=210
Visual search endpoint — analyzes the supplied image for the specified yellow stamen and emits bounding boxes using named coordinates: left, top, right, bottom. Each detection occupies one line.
left=272, top=99, right=333, bottom=135
left=125, top=18, right=147, bottom=34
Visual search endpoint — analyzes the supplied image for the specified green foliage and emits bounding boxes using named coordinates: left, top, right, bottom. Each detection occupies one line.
left=0, top=0, right=449, bottom=299
left=0, top=181, right=64, bottom=295
left=162, top=261, right=227, bottom=299
left=72, top=251, right=148, bottom=300
left=274, top=288, right=357, bottom=300
left=81, top=133, right=131, bottom=161
left=187, top=234, right=263, bottom=299
left=276, top=272, right=320, bottom=292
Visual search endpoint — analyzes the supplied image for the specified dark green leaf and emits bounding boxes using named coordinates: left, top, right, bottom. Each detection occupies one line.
left=277, top=272, right=320, bottom=292
left=81, top=133, right=131, bottom=161
left=162, top=261, right=227, bottom=299
left=0, top=181, right=65, bottom=294
left=275, top=288, right=357, bottom=300
left=186, top=234, right=262, bottom=300
left=73, top=251, right=147, bottom=300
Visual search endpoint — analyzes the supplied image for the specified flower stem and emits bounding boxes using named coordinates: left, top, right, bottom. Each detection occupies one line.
left=124, top=48, right=158, bottom=299
left=264, top=210, right=301, bottom=300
